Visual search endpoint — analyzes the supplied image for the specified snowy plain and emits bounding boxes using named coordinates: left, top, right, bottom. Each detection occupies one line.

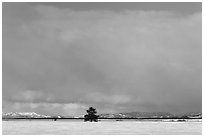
left=2, top=120, right=202, bottom=135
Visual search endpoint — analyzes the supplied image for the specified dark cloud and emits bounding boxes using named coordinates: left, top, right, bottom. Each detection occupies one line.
left=29, top=2, right=201, bottom=15
left=2, top=3, right=201, bottom=115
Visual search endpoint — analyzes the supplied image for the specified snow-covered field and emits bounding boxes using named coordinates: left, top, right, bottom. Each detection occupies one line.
left=2, top=120, right=202, bottom=135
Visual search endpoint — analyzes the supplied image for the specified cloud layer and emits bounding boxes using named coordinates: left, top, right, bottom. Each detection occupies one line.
left=3, top=3, right=201, bottom=115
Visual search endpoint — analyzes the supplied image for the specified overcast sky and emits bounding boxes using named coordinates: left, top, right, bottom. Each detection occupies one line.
left=2, top=2, right=202, bottom=116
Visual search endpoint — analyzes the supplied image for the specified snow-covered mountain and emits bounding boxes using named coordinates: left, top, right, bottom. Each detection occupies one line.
left=2, top=112, right=51, bottom=118
left=179, top=112, right=202, bottom=119
left=99, top=112, right=175, bottom=118
left=2, top=112, right=202, bottom=119
left=99, top=112, right=202, bottom=119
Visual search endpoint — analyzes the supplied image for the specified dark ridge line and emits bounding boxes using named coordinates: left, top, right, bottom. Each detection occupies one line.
left=2, top=117, right=202, bottom=120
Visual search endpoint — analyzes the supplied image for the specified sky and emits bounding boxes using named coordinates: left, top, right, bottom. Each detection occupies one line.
left=2, top=2, right=202, bottom=116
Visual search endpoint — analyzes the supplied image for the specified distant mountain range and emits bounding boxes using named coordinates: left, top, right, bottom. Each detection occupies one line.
left=99, top=112, right=202, bottom=119
left=99, top=112, right=174, bottom=118
left=2, top=112, right=51, bottom=118
left=2, top=112, right=202, bottom=119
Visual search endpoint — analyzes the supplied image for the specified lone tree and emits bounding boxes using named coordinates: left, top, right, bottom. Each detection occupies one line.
left=84, top=107, right=99, bottom=122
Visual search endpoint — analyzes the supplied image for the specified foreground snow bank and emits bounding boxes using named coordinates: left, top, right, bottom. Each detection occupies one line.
left=3, top=121, right=202, bottom=135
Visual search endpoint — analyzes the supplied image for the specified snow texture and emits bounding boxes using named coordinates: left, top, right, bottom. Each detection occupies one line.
left=2, top=120, right=202, bottom=135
